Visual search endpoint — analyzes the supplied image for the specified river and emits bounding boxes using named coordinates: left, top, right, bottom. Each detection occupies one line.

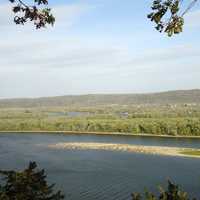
left=0, top=133, right=200, bottom=200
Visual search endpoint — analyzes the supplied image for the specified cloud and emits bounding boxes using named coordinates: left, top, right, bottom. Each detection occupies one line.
left=1, top=30, right=199, bottom=71
left=0, top=38, right=127, bottom=69
left=0, top=2, right=93, bottom=32
left=52, top=4, right=93, bottom=29
left=185, top=9, right=200, bottom=28
left=0, top=3, right=13, bottom=27
left=0, top=1, right=97, bottom=70
left=125, top=45, right=200, bottom=68
left=0, top=1, right=199, bottom=98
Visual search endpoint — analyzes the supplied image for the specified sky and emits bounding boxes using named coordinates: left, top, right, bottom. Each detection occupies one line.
left=0, top=0, right=200, bottom=98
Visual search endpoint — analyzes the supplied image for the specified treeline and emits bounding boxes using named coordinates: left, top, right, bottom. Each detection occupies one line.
left=0, top=105, right=200, bottom=136
left=2, top=105, right=200, bottom=119
left=0, top=118, right=200, bottom=136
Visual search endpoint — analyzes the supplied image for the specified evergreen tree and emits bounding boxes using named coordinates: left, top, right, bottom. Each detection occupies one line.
left=0, top=162, right=64, bottom=200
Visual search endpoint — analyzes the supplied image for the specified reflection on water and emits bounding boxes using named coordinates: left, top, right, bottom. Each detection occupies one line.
left=47, top=111, right=92, bottom=117
left=0, top=133, right=200, bottom=200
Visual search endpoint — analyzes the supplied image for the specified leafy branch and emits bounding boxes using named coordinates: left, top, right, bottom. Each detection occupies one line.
left=7, top=0, right=199, bottom=35
left=148, top=0, right=198, bottom=36
left=9, top=0, right=55, bottom=29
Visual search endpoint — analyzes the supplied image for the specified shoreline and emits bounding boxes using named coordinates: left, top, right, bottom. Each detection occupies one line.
left=47, top=142, right=200, bottom=158
left=1, top=130, right=200, bottom=139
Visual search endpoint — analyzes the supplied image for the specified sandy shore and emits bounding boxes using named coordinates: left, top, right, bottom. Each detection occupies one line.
left=48, top=142, right=200, bottom=158
left=1, top=131, right=200, bottom=139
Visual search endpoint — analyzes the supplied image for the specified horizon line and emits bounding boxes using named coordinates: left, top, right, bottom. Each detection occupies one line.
left=0, top=88, right=199, bottom=101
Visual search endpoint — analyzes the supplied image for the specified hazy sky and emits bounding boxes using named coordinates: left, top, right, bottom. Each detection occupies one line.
left=0, top=0, right=200, bottom=98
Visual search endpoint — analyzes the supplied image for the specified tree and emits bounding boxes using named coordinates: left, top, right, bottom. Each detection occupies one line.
left=8, top=0, right=55, bottom=29
left=8, top=0, right=199, bottom=36
left=132, top=180, right=197, bottom=200
left=0, top=162, right=64, bottom=200
left=148, top=0, right=198, bottom=36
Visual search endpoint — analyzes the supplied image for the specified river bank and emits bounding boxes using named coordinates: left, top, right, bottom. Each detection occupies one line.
left=48, top=142, right=200, bottom=158
left=1, top=131, right=200, bottom=139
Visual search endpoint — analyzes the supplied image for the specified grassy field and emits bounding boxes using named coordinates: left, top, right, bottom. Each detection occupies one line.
left=181, top=150, right=200, bottom=156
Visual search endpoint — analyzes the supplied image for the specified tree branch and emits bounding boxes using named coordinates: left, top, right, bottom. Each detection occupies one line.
left=148, top=0, right=198, bottom=36
left=9, top=0, right=55, bottom=29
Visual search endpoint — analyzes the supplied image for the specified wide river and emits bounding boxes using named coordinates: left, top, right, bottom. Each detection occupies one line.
left=0, top=133, right=200, bottom=200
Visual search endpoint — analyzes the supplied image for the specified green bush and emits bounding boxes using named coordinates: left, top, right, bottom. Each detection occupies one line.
left=132, top=181, right=196, bottom=200
left=0, top=162, right=64, bottom=200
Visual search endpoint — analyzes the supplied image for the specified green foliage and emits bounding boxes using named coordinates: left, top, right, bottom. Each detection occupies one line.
left=0, top=116, right=200, bottom=136
left=148, top=0, right=197, bottom=36
left=181, top=149, right=200, bottom=156
left=9, top=0, right=55, bottom=29
left=0, top=91, right=200, bottom=136
left=8, top=0, right=198, bottom=35
left=0, top=162, right=64, bottom=200
left=132, top=181, right=196, bottom=200
left=148, top=0, right=183, bottom=36
left=0, top=103, right=200, bottom=136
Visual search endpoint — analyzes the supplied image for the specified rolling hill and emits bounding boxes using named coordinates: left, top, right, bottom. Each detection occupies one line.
left=0, top=89, right=200, bottom=108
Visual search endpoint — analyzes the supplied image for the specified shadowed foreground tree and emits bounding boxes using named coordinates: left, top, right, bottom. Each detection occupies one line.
left=132, top=180, right=197, bottom=200
left=0, top=162, right=64, bottom=200
left=8, top=0, right=198, bottom=36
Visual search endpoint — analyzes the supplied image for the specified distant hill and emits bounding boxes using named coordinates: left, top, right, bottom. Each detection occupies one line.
left=0, top=89, right=200, bottom=108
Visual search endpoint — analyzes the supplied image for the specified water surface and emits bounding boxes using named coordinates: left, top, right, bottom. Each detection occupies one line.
left=0, top=133, right=200, bottom=200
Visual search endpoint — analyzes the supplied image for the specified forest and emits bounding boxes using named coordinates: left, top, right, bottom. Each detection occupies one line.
left=0, top=102, right=200, bottom=136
